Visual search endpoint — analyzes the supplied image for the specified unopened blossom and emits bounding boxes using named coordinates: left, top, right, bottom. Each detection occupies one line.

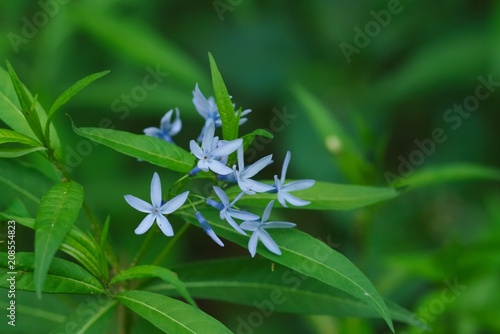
left=143, top=108, right=182, bottom=143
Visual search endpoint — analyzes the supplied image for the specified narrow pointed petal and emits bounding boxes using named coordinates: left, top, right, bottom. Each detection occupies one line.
left=156, top=214, right=174, bottom=236
left=282, top=192, right=311, bottom=207
left=237, top=178, right=256, bottom=194
left=243, top=154, right=273, bottom=178
left=160, top=109, right=174, bottom=129
left=202, top=120, right=215, bottom=150
left=281, top=151, right=291, bottom=184
left=169, top=109, right=182, bottom=135
left=161, top=191, right=189, bottom=214
left=264, top=221, right=296, bottom=229
left=237, top=145, right=245, bottom=171
left=124, top=195, right=153, bottom=213
left=134, top=213, right=156, bottom=234
left=277, top=191, right=288, bottom=208
left=189, top=140, right=204, bottom=159
left=213, top=186, right=230, bottom=206
left=248, top=231, right=259, bottom=257
left=225, top=215, right=247, bottom=235
left=241, top=179, right=275, bottom=194
left=262, top=200, right=274, bottom=222
left=205, top=229, right=225, bottom=247
left=229, top=191, right=245, bottom=207
left=192, top=84, right=209, bottom=118
left=143, top=127, right=161, bottom=137
left=208, top=160, right=233, bottom=175
left=282, top=180, right=315, bottom=192
left=150, top=172, right=162, bottom=208
left=258, top=229, right=281, bottom=255
left=228, top=209, right=260, bottom=221
left=212, top=138, right=242, bottom=157
left=240, top=220, right=260, bottom=231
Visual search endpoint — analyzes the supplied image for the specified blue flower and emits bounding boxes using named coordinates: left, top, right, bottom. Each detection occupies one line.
left=143, top=108, right=182, bottom=143
left=195, top=211, right=224, bottom=247
left=206, top=186, right=259, bottom=235
left=272, top=151, right=315, bottom=207
left=232, top=146, right=274, bottom=194
left=192, top=83, right=252, bottom=142
left=124, top=172, right=189, bottom=236
left=189, top=120, right=242, bottom=175
left=240, top=200, right=296, bottom=257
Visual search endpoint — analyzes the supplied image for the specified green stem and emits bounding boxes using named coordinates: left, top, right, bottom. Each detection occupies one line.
left=129, top=226, right=158, bottom=268
left=152, top=223, right=191, bottom=266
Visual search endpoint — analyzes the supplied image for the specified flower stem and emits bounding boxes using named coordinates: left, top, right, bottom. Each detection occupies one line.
left=152, top=223, right=190, bottom=266
left=129, top=226, right=157, bottom=268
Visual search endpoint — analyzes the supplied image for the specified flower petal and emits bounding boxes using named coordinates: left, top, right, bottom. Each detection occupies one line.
left=228, top=208, right=260, bottom=221
left=161, top=191, right=189, bottom=214
left=237, top=145, right=245, bottom=171
left=192, top=83, right=209, bottom=118
left=282, top=179, right=315, bottom=192
left=240, top=220, right=260, bottom=231
left=282, top=192, right=311, bottom=207
left=143, top=127, right=161, bottom=137
left=208, top=160, right=233, bottom=175
left=134, top=213, right=156, bottom=234
left=240, top=179, right=275, bottom=194
left=264, top=221, right=296, bottom=229
left=248, top=231, right=259, bottom=257
left=258, top=229, right=281, bottom=255
left=281, top=151, right=291, bottom=184
left=156, top=214, right=174, bottom=236
left=197, top=159, right=210, bottom=172
left=150, top=172, right=162, bottom=208
left=160, top=109, right=174, bottom=129
left=205, top=229, right=225, bottom=247
left=202, top=120, right=215, bottom=151
left=213, top=186, right=230, bottom=206
left=229, top=191, right=245, bottom=207
left=212, top=138, right=242, bottom=158
left=262, top=200, right=274, bottom=222
left=225, top=215, right=247, bottom=235
left=169, top=108, right=182, bottom=135
left=124, top=195, right=152, bottom=213
left=243, top=154, right=273, bottom=178
left=189, top=140, right=204, bottom=159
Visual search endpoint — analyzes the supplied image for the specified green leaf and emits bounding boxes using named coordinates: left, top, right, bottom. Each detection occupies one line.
left=71, top=124, right=195, bottom=173
left=148, top=258, right=426, bottom=329
left=110, top=265, right=196, bottom=307
left=0, top=128, right=46, bottom=158
left=34, top=181, right=84, bottom=298
left=53, top=301, right=117, bottom=334
left=225, top=181, right=399, bottom=210
left=291, top=84, right=373, bottom=182
left=0, top=253, right=105, bottom=294
left=115, top=290, right=232, bottom=334
left=241, top=128, right=274, bottom=151
left=179, top=210, right=394, bottom=332
left=1, top=211, right=108, bottom=282
left=393, top=163, right=500, bottom=190
left=208, top=53, right=237, bottom=141
left=45, top=70, right=110, bottom=142
left=5, top=60, right=45, bottom=144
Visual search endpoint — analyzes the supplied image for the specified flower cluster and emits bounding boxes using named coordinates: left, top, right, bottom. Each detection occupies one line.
left=125, top=84, right=315, bottom=257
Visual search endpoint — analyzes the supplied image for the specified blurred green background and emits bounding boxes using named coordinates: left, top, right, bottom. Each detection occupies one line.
left=1, top=0, right=499, bottom=333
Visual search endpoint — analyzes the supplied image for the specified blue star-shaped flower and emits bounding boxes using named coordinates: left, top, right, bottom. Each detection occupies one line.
left=192, top=83, right=251, bottom=142
left=240, top=200, right=296, bottom=257
left=272, top=151, right=315, bottom=207
left=143, top=108, right=182, bottom=143
left=231, top=146, right=274, bottom=194
left=189, top=120, right=242, bottom=175
left=124, top=172, right=189, bottom=236
left=206, top=186, right=259, bottom=235
left=195, top=211, right=224, bottom=247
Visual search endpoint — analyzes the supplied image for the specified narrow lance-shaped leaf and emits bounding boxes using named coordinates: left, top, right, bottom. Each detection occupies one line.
left=0, top=128, right=46, bottom=158
left=5, top=60, right=45, bottom=144
left=45, top=70, right=110, bottom=140
left=241, top=128, right=274, bottom=151
left=225, top=181, right=399, bottom=210
left=54, top=301, right=117, bottom=334
left=208, top=53, right=237, bottom=141
left=71, top=122, right=195, bottom=173
left=147, top=258, right=427, bottom=329
left=0, top=252, right=105, bottom=295
left=116, top=290, right=232, bottom=334
left=110, top=265, right=196, bottom=307
left=179, top=210, right=394, bottom=332
left=34, top=181, right=84, bottom=298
